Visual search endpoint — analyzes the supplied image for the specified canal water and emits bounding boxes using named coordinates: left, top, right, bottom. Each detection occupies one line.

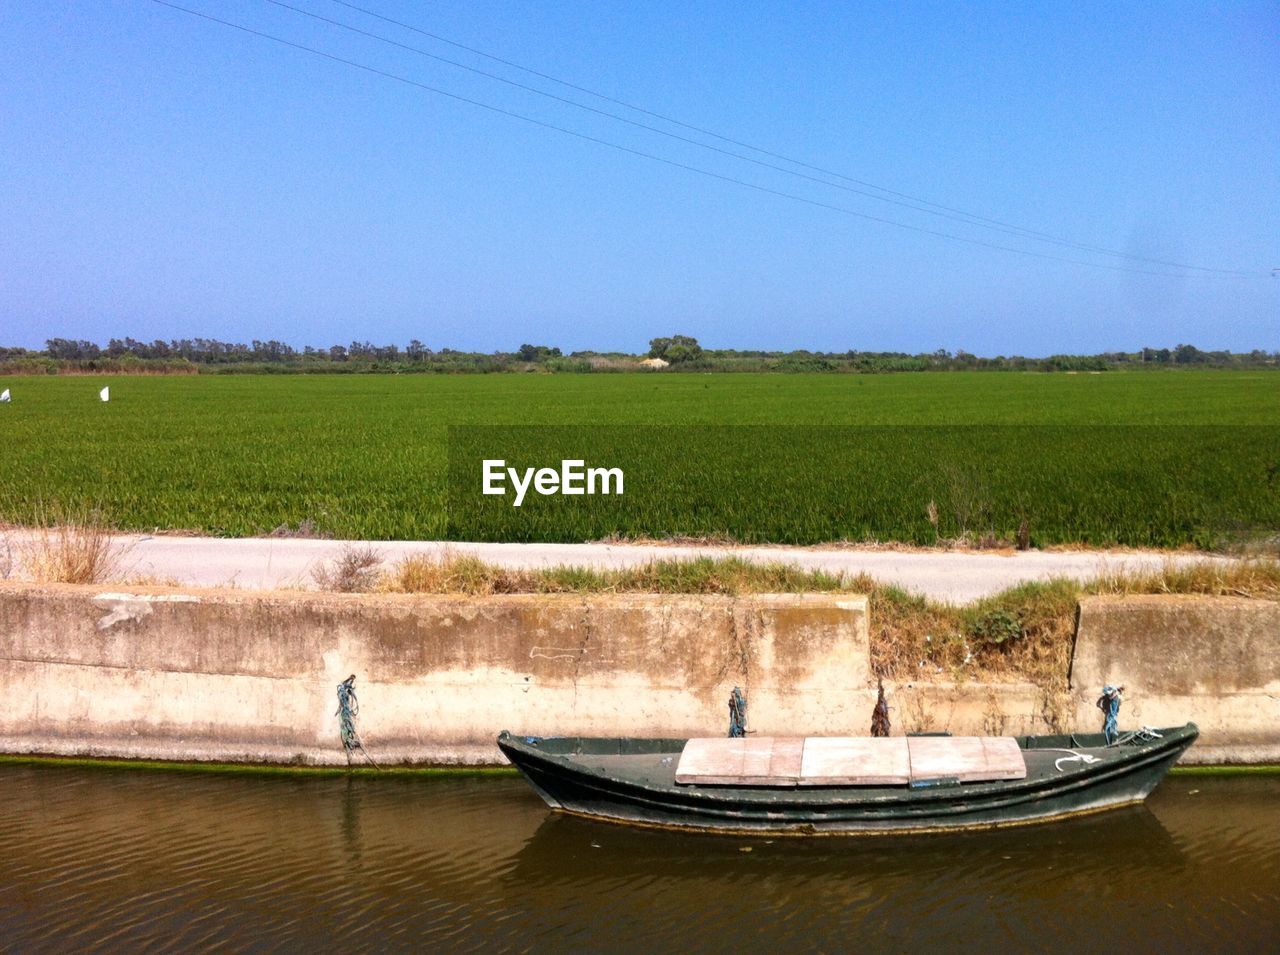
left=0, top=765, right=1274, bottom=952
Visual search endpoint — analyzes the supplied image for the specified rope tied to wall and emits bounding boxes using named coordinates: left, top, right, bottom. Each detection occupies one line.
left=871, top=678, right=891, bottom=738
left=1096, top=684, right=1124, bottom=746
left=728, top=686, right=748, bottom=738
left=336, top=674, right=380, bottom=769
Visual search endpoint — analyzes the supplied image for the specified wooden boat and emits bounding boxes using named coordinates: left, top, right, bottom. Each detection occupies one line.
left=497, top=723, right=1198, bottom=835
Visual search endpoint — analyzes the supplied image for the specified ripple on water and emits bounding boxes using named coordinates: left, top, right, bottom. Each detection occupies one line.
left=0, top=767, right=1275, bottom=951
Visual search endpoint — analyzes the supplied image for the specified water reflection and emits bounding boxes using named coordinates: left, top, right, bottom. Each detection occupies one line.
left=509, top=804, right=1191, bottom=950
left=0, top=765, right=1273, bottom=952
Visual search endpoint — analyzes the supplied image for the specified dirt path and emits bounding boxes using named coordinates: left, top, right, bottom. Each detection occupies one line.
left=2, top=533, right=1231, bottom=602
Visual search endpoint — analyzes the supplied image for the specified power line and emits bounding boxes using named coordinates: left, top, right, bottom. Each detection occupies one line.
left=148, top=0, right=1251, bottom=279
left=324, top=0, right=1259, bottom=278
left=265, top=0, right=1161, bottom=266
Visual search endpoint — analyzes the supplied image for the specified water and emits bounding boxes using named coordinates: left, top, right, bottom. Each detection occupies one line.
left=0, top=765, right=1275, bottom=952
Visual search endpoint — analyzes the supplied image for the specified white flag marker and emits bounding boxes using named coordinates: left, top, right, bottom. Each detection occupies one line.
left=0, top=389, right=9, bottom=403
left=99, top=386, right=110, bottom=402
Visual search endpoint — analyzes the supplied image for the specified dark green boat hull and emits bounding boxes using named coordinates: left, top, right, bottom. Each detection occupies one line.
left=497, top=724, right=1198, bottom=834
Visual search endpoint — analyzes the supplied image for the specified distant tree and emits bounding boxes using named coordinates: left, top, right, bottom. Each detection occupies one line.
left=45, top=338, right=101, bottom=360
left=17, top=334, right=1279, bottom=374
left=517, top=343, right=562, bottom=362
left=251, top=340, right=294, bottom=362
left=648, top=335, right=703, bottom=364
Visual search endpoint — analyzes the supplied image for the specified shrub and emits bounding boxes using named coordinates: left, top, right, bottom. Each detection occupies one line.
left=312, top=545, right=383, bottom=592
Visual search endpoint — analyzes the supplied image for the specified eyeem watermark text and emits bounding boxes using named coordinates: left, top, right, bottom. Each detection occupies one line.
left=482, top=459, right=625, bottom=507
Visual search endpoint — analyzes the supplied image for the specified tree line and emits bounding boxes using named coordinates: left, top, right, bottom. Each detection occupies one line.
left=0, top=336, right=1274, bottom=375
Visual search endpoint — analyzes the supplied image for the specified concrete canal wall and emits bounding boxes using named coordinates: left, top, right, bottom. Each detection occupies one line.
left=0, top=583, right=870, bottom=765
left=1071, top=595, right=1280, bottom=764
left=0, top=583, right=1274, bottom=765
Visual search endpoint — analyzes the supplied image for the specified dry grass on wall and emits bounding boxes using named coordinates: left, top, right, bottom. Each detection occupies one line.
left=1084, top=558, right=1280, bottom=599
left=370, top=552, right=1280, bottom=693
left=14, top=531, right=1275, bottom=695
left=9, top=506, right=131, bottom=584
left=310, top=545, right=384, bottom=593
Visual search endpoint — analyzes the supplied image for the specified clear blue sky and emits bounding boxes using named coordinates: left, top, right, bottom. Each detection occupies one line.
left=2, top=1, right=1276, bottom=355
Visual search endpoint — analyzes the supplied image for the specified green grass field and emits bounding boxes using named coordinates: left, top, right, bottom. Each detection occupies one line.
left=1, top=371, right=1276, bottom=544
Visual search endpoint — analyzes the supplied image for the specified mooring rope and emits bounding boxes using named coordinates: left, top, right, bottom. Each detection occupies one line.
left=870, top=678, right=891, bottom=738
left=728, top=686, right=747, bottom=738
left=1042, top=749, right=1103, bottom=773
left=1115, top=726, right=1163, bottom=746
left=336, top=674, right=380, bottom=769
left=1045, top=726, right=1162, bottom=772
left=1096, top=684, right=1124, bottom=745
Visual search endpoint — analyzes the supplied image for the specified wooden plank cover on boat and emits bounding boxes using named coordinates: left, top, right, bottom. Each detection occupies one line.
left=798, top=737, right=912, bottom=786
left=674, top=736, right=1026, bottom=786
left=675, top=737, right=805, bottom=786
left=906, top=736, right=1027, bottom=783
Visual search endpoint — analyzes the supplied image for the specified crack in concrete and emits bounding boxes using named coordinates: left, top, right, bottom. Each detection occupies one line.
left=569, top=601, right=595, bottom=710
left=711, top=599, right=756, bottom=694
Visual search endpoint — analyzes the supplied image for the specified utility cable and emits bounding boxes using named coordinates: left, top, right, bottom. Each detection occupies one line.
left=324, top=0, right=1259, bottom=277
left=147, top=0, right=1253, bottom=278
left=266, top=0, right=1183, bottom=267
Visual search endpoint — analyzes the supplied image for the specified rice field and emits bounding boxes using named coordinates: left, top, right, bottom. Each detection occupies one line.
left=0, top=371, right=1276, bottom=546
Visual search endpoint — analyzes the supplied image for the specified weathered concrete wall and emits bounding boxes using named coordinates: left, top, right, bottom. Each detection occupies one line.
left=1071, top=595, right=1280, bottom=763
left=886, top=682, right=1067, bottom=740
left=1, top=584, right=1275, bottom=766
left=0, top=583, right=870, bottom=765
